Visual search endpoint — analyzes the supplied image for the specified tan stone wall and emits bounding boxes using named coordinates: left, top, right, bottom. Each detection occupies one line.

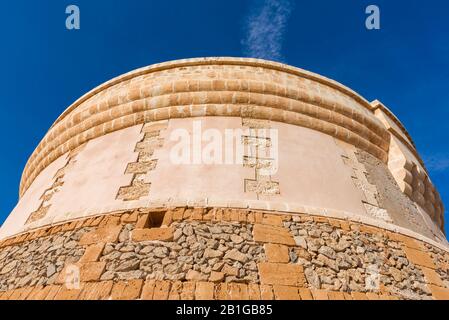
left=0, top=208, right=448, bottom=300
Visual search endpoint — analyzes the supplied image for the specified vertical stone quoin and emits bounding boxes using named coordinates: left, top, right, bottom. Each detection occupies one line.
left=26, top=143, right=87, bottom=224
left=338, top=141, right=392, bottom=224
left=116, top=121, right=167, bottom=201
left=242, top=118, right=280, bottom=198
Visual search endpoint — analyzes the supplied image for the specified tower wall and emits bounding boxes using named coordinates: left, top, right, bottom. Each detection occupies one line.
left=0, top=58, right=447, bottom=300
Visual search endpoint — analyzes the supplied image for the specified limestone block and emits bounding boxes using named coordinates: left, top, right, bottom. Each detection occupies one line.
left=264, top=244, right=290, bottom=263
left=273, top=285, right=300, bottom=300
left=79, top=243, right=105, bottom=263
left=258, top=263, right=305, bottom=287
left=403, top=247, right=437, bottom=269
left=110, top=279, right=143, bottom=300
left=131, top=227, right=174, bottom=242
left=253, top=224, right=295, bottom=246
left=79, top=225, right=122, bottom=246
left=195, top=282, right=215, bottom=300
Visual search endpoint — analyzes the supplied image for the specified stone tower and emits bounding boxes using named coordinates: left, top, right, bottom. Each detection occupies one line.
left=0, top=58, right=448, bottom=300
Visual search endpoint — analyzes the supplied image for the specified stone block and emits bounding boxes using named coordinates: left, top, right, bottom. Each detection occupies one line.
left=80, top=281, right=113, bottom=300
left=168, top=281, right=183, bottom=300
left=153, top=281, right=171, bottom=300
left=191, top=208, right=205, bottom=220
left=262, top=214, right=283, bottom=226
left=209, top=271, right=225, bottom=283
left=403, top=247, right=436, bottom=269
left=343, top=292, right=353, bottom=300
left=180, top=282, right=196, bottom=300
left=298, top=288, right=313, bottom=300
left=260, top=285, right=274, bottom=300
left=327, top=291, right=346, bottom=300
left=79, top=243, right=105, bottom=263
left=253, top=224, right=295, bottom=246
left=136, top=213, right=150, bottom=229
left=121, top=211, right=139, bottom=223
left=54, top=285, right=84, bottom=300
left=0, top=290, right=13, bottom=300
left=81, top=262, right=106, bottom=282
left=101, top=215, right=121, bottom=226
left=195, top=282, right=215, bottom=300
left=273, top=285, right=300, bottom=300
left=216, top=283, right=230, bottom=300
left=222, top=264, right=239, bottom=276
left=311, top=290, right=329, bottom=300
left=421, top=267, right=445, bottom=287
left=141, top=280, right=156, bottom=300
left=111, top=279, right=143, bottom=300
left=161, top=210, right=173, bottom=227
left=366, top=292, right=380, bottom=300
left=8, top=288, right=27, bottom=300
left=248, top=284, right=261, bottom=300
left=132, top=227, right=174, bottom=242
left=339, top=221, right=351, bottom=231
left=228, top=283, right=249, bottom=300
left=26, top=286, right=47, bottom=300
left=79, top=225, right=122, bottom=246
left=57, top=262, right=105, bottom=284
left=258, top=263, right=305, bottom=286
left=351, top=292, right=369, bottom=300
left=172, top=208, right=185, bottom=221
left=78, top=283, right=96, bottom=300
left=428, top=285, right=449, bottom=300
left=59, top=262, right=106, bottom=284
left=44, top=285, right=62, bottom=300
left=16, top=287, right=34, bottom=300
left=264, top=244, right=290, bottom=263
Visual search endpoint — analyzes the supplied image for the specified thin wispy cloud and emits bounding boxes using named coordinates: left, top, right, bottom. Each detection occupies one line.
left=241, top=0, right=293, bottom=62
left=424, top=154, right=449, bottom=172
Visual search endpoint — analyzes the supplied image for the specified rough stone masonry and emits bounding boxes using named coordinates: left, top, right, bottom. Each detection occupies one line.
left=0, top=207, right=448, bottom=300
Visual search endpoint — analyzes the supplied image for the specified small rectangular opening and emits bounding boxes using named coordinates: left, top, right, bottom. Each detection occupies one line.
left=149, top=211, right=166, bottom=228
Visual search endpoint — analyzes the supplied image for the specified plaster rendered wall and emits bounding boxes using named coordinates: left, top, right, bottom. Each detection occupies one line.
left=1, top=118, right=377, bottom=240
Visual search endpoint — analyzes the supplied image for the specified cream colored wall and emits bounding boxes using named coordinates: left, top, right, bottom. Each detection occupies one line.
left=145, top=117, right=258, bottom=205
left=47, top=126, right=142, bottom=225
left=0, top=116, right=446, bottom=244
left=261, top=121, right=367, bottom=215
left=0, top=154, right=68, bottom=239
left=1, top=118, right=372, bottom=240
left=146, top=118, right=368, bottom=216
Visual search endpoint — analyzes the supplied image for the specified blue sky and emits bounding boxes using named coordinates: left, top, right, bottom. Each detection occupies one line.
left=0, top=0, right=448, bottom=235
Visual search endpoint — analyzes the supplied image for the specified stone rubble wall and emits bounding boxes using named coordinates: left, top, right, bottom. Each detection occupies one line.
left=0, top=208, right=448, bottom=300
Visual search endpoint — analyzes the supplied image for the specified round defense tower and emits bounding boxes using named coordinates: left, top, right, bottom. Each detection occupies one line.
left=0, top=58, right=448, bottom=300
